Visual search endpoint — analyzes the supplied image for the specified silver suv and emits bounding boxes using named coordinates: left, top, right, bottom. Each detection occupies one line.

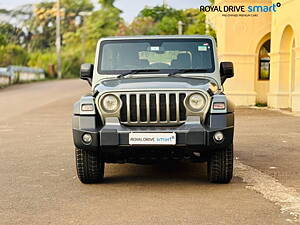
left=72, top=35, right=235, bottom=184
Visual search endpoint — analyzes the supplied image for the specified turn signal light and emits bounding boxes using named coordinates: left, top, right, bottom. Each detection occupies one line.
left=213, top=102, right=226, bottom=110
left=81, top=104, right=94, bottom=111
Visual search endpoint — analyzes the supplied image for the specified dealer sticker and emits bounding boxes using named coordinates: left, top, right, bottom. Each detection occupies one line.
left=150, top=46, right=160, bottom=51
left=129, top=133, right=176, bottom=145
left=198, top=46, right=208, bottom=51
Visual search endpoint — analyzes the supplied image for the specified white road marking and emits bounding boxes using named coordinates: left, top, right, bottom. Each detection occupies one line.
left=234, top=160, right=300, bottom=223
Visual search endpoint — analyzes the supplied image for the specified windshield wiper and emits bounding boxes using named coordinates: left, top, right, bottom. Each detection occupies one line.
left=168, top=69, right=209, bottom=77
left=117, top=69, right=160, bottom=78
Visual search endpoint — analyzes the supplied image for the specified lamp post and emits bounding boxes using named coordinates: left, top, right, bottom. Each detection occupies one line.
left=79, top=11, right=92, bottom=63
left=56, top=0, right=62, bottom=79
left=178, top=21, right=184, bottom=35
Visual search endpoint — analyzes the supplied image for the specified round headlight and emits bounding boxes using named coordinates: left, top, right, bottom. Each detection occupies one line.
left=101, top=94, right=120, bottom=113
left=186, top=93, right=206, bottom=112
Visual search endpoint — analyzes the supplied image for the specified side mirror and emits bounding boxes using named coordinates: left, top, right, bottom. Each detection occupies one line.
left=220, top=62, right=234, bottom=84
left=80, top=63, right=94, bottom=86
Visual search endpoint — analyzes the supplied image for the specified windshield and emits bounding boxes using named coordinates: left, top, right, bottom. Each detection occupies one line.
left=98, top=39, right=215, bottom=74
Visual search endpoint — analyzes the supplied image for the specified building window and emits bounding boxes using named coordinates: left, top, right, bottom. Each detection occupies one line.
left=259, top=40, right=271, bottom=80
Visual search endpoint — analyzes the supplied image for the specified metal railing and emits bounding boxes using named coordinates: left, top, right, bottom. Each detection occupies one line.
left=0, top=66, right=45, bottom=86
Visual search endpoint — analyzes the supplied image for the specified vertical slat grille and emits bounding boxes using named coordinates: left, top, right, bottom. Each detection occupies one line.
left=179, top=93, right=186, bottom=121
left=140, top=95, right=147, bottom=122
left=130, top=95, right=137, bottom=122
left=169, top=94, right=176, bottom=121
left=120, top=95, right=127, bottom=122
left=150, top=94, right=157, bottom=121
left=175, top=93, right=180, bottom=122
left=159, top=94, right=167, bottom=121
left=119, top=92, right=187, bottom=125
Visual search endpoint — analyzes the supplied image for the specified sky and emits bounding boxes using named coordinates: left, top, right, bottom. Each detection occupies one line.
left=0, top=0, right=210, bottom=22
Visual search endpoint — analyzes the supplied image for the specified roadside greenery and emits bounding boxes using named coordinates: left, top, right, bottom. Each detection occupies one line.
left=0, top=0, right=215, bottom=77
left=0, top=44, right=29, bottom=67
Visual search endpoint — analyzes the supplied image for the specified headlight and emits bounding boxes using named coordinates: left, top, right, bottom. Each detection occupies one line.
left=100, top=94, right=120, bottom=113
left=186, top=93, right=206, bottom=112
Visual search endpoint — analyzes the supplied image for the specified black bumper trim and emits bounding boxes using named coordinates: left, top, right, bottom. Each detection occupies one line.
left=73, top=124, right=233, bottom=151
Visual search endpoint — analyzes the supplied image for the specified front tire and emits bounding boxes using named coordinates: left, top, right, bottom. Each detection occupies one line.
left=75, top=148, right=105, bottom=184
left=207, top=144, right=233, bottom=184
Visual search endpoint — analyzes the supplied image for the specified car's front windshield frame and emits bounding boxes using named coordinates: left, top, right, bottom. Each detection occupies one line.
left=97, top=38, right=215, bottom=75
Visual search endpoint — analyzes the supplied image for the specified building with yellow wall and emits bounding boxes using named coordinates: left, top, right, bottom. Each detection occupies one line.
left=207, top=0, right=300, bottom=112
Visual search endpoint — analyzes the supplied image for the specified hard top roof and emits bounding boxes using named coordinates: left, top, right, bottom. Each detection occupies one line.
left=99, top=35, right=214, bottom=42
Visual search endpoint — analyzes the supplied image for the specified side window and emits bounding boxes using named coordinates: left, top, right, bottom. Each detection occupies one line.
left=259, top=40, right=271, bottom=80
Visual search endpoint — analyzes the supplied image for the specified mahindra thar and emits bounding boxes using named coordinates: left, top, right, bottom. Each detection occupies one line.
left=72, top=35, right=235, bottom=184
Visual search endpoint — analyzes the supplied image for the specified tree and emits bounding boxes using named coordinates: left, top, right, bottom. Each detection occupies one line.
left=29, top=2, right=58, bottom=50
left=139, top=5, right=184, bottom=22
left=124, top=17, right=157, bottom=35
left=0, top=5, right=34, bottom=48
left=98, top=0, right=115, bottom=8
left=63, top=0, right=122, bottom=63
left=0, top=34, right=7, bottom=46
left=62, top=0, right=94, bottom=32
left=84, top=7, right=121, bottom=40
left=127, top=5, right=216, bottom=37
left=183, top=9, right=216, bottom=38
left=155, top=16, right=178, bottom=35
left=183, top=9, right=206, bottom=35
left=29, top=0, right=94, bottom=50
left=134, top=5, right=186, bottom=35
left=0, top=23, right=25, bottom=46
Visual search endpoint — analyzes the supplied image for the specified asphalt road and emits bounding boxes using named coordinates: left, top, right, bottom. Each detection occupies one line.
left=0, top=79, right=300, bottom=225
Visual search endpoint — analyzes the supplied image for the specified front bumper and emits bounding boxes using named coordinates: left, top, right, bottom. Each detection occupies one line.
left=73, top=117, right=234, bottom=152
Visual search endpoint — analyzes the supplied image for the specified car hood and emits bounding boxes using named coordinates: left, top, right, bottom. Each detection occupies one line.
left=94, top=76, right=214, bottom=93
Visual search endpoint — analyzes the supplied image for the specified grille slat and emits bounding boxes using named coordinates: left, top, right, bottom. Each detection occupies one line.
left=119, top=92, right=187, bottom=126
left=140, top=95, right=147, bottom=122
left=130, top=95, right=137, bottom=122
left=156, top=93, right=160, bottom=122
left=169, top=94, right=176, bottom=121
left=136, top=94, right=140, bottom=122
left=120, top=95, right=127, bottom=122
left=126, top=94, right=130, bottom=122
left=146, top=94, right=150, bottom=123
left=159, top=94, right=167, bottom=121
left=166, top=93, right=170, bottom=122
left=150, top=94, right=157, bottom=122
left=176, top=93, right=180, bottom=122
left=179, top=93, right=187, bottom=121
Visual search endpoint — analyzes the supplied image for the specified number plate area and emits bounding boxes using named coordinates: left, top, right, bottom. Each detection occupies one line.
left=129, top=133, right=176, bottom=146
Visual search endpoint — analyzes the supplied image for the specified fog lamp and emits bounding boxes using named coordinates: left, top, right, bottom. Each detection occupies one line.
left=213, top=131, right=224, bottom=143
left=82, top=133, right=92, bottom=144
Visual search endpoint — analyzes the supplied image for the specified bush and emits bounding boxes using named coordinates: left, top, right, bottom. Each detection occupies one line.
left=0, top=34, right=8, bottom=46
left=28, top=51, right=56, bottom=77
left=28, top=50, right=81, bottom=78
left=62, top=51, right=81, bottom=78
left=0, top=44, right=29, bottom=67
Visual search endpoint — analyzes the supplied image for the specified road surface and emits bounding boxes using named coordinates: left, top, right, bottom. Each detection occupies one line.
left=0, top=80, right=300, bottom=225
